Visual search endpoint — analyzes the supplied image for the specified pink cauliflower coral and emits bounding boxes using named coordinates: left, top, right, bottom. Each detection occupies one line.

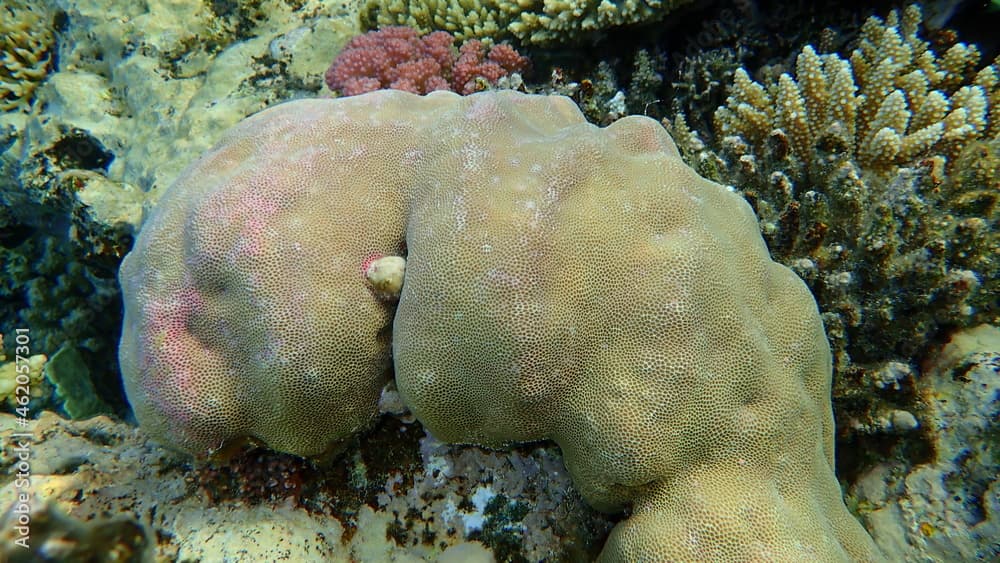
left=325, top=27, right=529, bottom=96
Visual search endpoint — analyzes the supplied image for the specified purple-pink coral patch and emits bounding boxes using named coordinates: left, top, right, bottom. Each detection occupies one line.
left=325, top=27, right=529, bottom=96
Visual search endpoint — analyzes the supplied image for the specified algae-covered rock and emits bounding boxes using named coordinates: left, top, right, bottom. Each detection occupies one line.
left=0, top=502, right=150, bottom=563
left=0, top=410, right=607, bottom=561
left=851, top=325, right=1000, bottom=560
left=45, top=345, right=112, bottom=419
left=34, top=0, right=360, bottom=194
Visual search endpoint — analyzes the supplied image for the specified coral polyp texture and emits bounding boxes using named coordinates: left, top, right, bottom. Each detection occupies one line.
left=120, top=90, right=883, bottom=560
left=324, top=26, right=528, bottom=96
left=118, top=102, right=410, bottom=457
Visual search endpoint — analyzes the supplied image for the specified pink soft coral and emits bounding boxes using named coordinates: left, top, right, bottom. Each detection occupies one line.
left=325, top=27, right=529, bottom=96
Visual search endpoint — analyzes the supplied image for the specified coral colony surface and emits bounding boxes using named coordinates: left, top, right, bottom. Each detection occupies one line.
left=0, top=1, right=998, bottom=561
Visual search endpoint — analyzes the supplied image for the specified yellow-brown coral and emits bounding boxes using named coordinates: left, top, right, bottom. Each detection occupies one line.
left=667, top=4, right=999, bottom=470
left=121, top=89, right=884, bottom=561
left=360, top=0, right=696, bottom=45
left=713, top=4, right=998, bottom=171
left=1, top=0, right=55, bottom=111
left=0, top=346, right=48, bottom=409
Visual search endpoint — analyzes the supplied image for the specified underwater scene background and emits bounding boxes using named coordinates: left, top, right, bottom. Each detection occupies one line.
left=0, top=0, right=998, bottom=560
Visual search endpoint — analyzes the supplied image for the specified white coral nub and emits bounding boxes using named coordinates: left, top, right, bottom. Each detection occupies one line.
left=366, top=255, right=406, bottom=300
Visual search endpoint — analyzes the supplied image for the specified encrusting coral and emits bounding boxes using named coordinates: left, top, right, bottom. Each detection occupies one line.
left=666, top=5, right=999, bottom=419
left=120, top=90, right=883, bottom=561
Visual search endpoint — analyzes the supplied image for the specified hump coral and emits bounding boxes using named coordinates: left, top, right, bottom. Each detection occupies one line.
left=119, top=90, right=884, bottom=561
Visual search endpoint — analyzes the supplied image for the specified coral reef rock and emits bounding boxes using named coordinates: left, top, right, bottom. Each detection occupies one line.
left=0, top=409, right=609, bottom=561
left=851, top=324, right=1000, bottom=561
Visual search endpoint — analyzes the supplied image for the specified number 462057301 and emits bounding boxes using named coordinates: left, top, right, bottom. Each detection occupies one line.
left=13, top=328, right=32, bottom=417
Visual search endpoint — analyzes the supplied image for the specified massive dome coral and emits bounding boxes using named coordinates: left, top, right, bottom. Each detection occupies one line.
left=119, top=90, right=884, bottom=560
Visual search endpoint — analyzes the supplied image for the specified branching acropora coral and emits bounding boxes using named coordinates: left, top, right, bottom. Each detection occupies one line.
left=360, top=0, right=696, bottom=45
left=712, top=4, right=996, bottom=171
left=666, top=4, right=999, bottom=439
left=1, top=0, right=55, bottom=111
